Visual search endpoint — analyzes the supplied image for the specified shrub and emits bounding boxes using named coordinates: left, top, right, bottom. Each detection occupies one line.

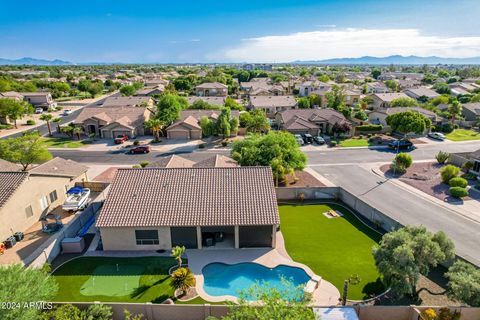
left=132, top=165, right=141, bottom=168
left=462, top=173, right=477, bottom=180
left=356, top=124, right=383, bottom=132
left=221, top=141, right=228, bottom=147
left=449, top=186, right=468, bottom=198
left=198, top=143, right=206, bottom=148
left=449, top=177, right=468, bottom=188
left=133, top=139, right=140, bottom=146
left=435, top=151, right=449, bottom=164
left=26, top=120, right=36, bottom=125
left=329, top=141, right=337, bottom=147
left=396, top=152, right=413, bottom=168
left=462, top=161, right=474, bottom=172
left=139, top=161, right=149, bottom=168
left=440, top=165, right=460, bottom=183
left=439, top=123, right=454, bottom=133
left=0, top=124, right=13, bottom=130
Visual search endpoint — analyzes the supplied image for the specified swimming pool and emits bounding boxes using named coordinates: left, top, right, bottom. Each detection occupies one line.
left=202, top=262, right=311, bottom=298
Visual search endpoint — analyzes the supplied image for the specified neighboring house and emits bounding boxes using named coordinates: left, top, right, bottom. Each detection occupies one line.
left=186, top=96, right=226, bottom=106
left=192, top=155, right=238, bottom=168
left=368, top=107, right=441, bottom=129
left=275, top=108, right=350, bottom=136
left=367, top=82, right=391, bottom=94
left=21, top=92, right=57, bottom=110
left=96, top=167, right=279, bottom=250
left=404, top=87, right=440, bottom=101
left=461, top=103, right=480, bottom=122
left=74, top=106, right=152, bottom=138
left=148, top=154, right=237, bottom=168
left=298, top=80, right=331, bottom=97
left=0, top=158, right=21, bottom=171
left=165, top=109, right=240, bottom=140
left=135, top=85, right=164, bottom=96
left=344, top=89, right=361, bottom=106
left=396, top=79, right=422, bottom=89
left=100, top=96, right=154, bottom=108
left=450, top=149, right=480, bottom=178
left=249, top=95, right=297, bottom=117
left=144, top=79, right=169, bottom=87
left=0, top=157, right=88, bottom=241
left=371, top=93, right=410, bottom=109
left=449, top=82, right=479, bottom=96
left=378, top=72, right=424, bottom=81
left=195, top=82, right=228, bottom=97
left=0, top=91, right=24, bottom=101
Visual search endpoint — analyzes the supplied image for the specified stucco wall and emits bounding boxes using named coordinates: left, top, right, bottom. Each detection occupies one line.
left=100, top=227, right=172, bottom=251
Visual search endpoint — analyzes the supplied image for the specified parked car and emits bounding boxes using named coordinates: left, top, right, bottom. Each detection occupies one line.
left=313, top=135, right=326, bottom=145
left=294, top=134, right=304, bottom=146
left=114, top=134, right=129, bottom=144
left=302, top=133, right=314, bottom=144
left=63, top=109, right=73, bottom=116
left=35, top=107, right=43, bottom=114
left=388, top=139, right=413, bottom=150
left=129, top=145, right=150, bottom=154
left=427, top=132, right=446, bottom=141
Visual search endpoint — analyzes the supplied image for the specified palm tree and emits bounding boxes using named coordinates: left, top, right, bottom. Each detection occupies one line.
left=170, top=267, right=196, bottom=296
left=448, top=101, right=462, bottom=126
left=52, top=117, right=62, bottom=133
left=72, top=127, right=82, bottom=140
left=144, top=119, right=164, bottom=142
left=39, top=113, right=53, bottom=136
left=171, top=246, right=185, bottom=269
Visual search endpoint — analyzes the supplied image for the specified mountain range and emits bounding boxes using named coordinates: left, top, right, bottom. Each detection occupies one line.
left=0, top=57, right=74, bottom=66
left=292, top=55, right=480, bottom=65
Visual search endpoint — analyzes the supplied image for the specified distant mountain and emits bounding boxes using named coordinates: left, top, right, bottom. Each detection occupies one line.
left=293, top=55, right=480, bottom=65
left=0, top=57, right=74, bottom=66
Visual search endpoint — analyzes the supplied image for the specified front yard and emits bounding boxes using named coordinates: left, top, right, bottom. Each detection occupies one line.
left=337, top=138, right=371, bottom=147
left=446, top=129, right=480, bottom=141
left=42, top=137, right=92, bottom=148
left=279, top=203, right=384, bottom=300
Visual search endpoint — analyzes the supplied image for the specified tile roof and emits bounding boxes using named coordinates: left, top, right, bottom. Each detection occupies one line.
left=193, top=155, right=238, bottom=168
left=278, top=108, right=348, bottom=126
left=404, top=87, right=440, bottom=99
left=74, top=106, right=148, bottom=128
left=29, top=157, right=88, bottom=178
left=463, top=103, right=480, bottom=115
left=0, top=172, right=28, bottom=210
left=250, top=95, right=297, bottom=108
left=0, top=159, right=22, bottom=172
left=195, top=82, right=228, bottom=89
left=186, top=96, right=226, bottom=106
left=179, top=109, right=240, bottom=121
left=96, top=167, right=279, bottom=228
left=147, top=155, right=195, bottom=168
left=373, top=92, right=410, bottom=102
left=101, top=96, right=152, bottom=107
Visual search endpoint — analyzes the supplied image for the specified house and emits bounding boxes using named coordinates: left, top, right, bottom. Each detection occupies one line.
left=404, top=87, right=440, bottom=101
left=250, top=95, right=297, bottom=117
left=165, top=109, right=240, bottom=140
left=396, top=79, right=422, bottom=89
left=298, top=80, right=331, bottom=97
left=367, top=82, right=391, bottom=94
left=74, top=106, right=152, bottom=138
left=450, top=149, right=480, bottom=178
left=371, top=93, right=410, bottom=109
left=461, top=103, right=480, bottom=122
left=449, top=82, right=478, bottom=96
left=21, top=92, right=57, bottom=110
left=100, top=96, right=154, bottom=108
left=344, top=89, right=361, bottom=106
left=95, top=167, right=279, bottom=250
left=192, top=155, right=238, bottom=168
left=147, top=155, right=195, bottom=168
left=135, top=85, right=164, bottom=96
left=144, top=79, right=169, bottom=87
left=186, top=96, right=226, bottom=107
left=240, top=80, right=286, bottom=97
left=195, top=82, right=228, bottom=97
left=378, top=72, right=424, bottom=81
left=0, top=157, right=88, bottom=241
left=0, top=91, right=24, bottom=101
left=147, top=154, right=238, bottom=168
left=275, top=108, right=350, bottom=136
left=368, top=107, right=440, bottom=129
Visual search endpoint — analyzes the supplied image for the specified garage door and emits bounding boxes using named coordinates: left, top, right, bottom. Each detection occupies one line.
left=168, top=130, right=190, bottom=139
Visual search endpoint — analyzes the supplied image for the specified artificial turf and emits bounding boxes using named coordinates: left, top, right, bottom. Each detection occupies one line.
left=41, top=137, right=92, bottom=148
left=279, top=203, right=385, bottom=300
left=445, top=129, right=480, bottom=141
left=52, top=256, right=177, bottom=303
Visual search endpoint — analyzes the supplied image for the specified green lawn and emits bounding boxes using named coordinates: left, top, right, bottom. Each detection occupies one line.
left=337, top=138, right=371, bottom=147
left=446, top=129, right=480, bottom=141
left=52, top=257, right=178, bottom=303
left=279, top=203, right=384, bottom=300
left=42, top=137, right=92, bottom=148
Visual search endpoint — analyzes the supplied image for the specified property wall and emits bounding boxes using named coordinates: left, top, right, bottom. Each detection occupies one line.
left=276, top=186, right=339, bottom=200
left=100, top=227, right=172, bottom=251
left=0, top=175, right=79, bottom=241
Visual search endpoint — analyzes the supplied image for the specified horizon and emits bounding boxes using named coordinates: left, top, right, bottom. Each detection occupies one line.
left=1, top=0, right=480, bottom=63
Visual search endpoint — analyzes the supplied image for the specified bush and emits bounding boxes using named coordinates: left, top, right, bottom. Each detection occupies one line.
left=221, top=141, right=228, bottom=147
left=440, top=165, right=460, bottom=183
left=396, top=152, right=413, bottom=168
left=439, top=123, right=454, bottom=133
left=449, top=177, right=468, bottom=188
left=329, top=141, right=337, bottom=147
left=449, top=186, right=468, bottom=198
left=462, top=161, right=474, bottom=172
left=0, top=124, right=13, bottom=130
left=133, top=139, right=140, bottom=146
left=26, top=120, right=36, bottom=125
left=356, top=124, right=383, bottom=132
left=132, top=165, right=141, bottom=168
left=198, top=143, right=206, bottom=148
left=139, top=161, right=149, bottom=168
left=435, top=151, right=449, bottom=164
left=462, top=173, right=477, bottom=180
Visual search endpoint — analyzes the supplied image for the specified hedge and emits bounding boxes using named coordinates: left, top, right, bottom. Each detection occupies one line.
left=355, top=124, right=383, bottom=132
left=449, top=187, right=468, bottom=198
left=449, top=177, right=468, bottom=188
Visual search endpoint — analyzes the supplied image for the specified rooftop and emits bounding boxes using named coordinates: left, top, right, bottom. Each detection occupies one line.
left=0, top=172, right=28, bottom=210
left=29, top=157, right=88, bottom=178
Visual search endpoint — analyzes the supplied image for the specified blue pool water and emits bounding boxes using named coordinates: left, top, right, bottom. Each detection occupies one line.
left=202, top=262, right=310, bottom=298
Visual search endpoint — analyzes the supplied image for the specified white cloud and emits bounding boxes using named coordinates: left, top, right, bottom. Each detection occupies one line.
left=213, top=28, right=480, bottom=62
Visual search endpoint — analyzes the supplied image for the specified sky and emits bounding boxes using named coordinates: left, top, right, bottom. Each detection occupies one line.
left=1, top=0, right=480, bottom=63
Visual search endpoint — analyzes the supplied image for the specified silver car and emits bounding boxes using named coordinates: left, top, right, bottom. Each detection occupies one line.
left=294, top=134, right=304, bottom=145
left=427, top=132, right=446, bottom=141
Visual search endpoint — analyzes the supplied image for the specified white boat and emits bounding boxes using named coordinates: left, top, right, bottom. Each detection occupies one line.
left=62, top=187, right=91, bottom=211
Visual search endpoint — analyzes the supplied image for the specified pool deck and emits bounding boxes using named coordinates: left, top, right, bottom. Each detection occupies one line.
left=187, top=230, right=340, bottom=305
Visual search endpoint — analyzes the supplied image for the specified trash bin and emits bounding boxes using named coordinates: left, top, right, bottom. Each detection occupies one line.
left=13, top=232, right=24, bottom=242
left=4, top=236, right=16, bottom=248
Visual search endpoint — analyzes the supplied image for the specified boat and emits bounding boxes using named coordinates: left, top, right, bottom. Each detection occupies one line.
left=62, top=187, right=91, bottom=211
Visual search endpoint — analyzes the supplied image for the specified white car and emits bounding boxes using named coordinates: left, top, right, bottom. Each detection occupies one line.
left=294, top=134, right=304, bottom=145
left=35, top=107, right=44, bottom=114
left=427, top=132, right=446, bottom=141
left=63, top=109, right=73, bottom=116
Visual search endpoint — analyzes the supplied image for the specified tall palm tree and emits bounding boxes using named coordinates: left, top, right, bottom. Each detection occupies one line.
left=144, top=119, right=164, bottom=142
left=39, top=113, right=53, bottom=136
left=52, top=117, right=62, bottom=133
left=448, top=101, right=462, bottom=125
left=170, top=267, right=196, bottom=296
left=72, top=127, right=82, bottom=140
left=171, top=246, right=185, bottom=269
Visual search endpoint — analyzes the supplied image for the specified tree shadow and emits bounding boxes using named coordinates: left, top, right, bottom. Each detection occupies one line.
left=361, top=277, right=385, bottom=298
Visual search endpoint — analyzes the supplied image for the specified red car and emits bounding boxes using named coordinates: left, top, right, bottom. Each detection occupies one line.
left=129, top=145, right=150, bottom=154
left=114, top=134, right=129, bottom=144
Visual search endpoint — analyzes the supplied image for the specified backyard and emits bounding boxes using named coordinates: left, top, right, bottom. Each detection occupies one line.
left=279, top=203, right=384, bottom=300
left=52, top=256, right=178, bottom=303
left=446, top=129, right=480, bottom=141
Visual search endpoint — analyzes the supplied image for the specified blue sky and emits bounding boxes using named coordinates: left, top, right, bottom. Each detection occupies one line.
left=1, top=0, right=480, bottom=63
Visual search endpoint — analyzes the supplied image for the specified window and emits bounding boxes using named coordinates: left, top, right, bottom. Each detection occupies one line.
left=135, top=230, right=159, bottom=245
left=39, top=195, right=49, bottom=211
left=49, top=190, right=58, bottom=203
left=25, top=205, right=33, bottom=218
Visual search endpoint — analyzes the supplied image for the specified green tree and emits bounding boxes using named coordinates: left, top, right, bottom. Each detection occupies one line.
left=386, top=111, right=431, bottom=136
left=390, top=97, right=418, bottom=108
left=52, top=117, right=62, bottom=133
left=170, top=267, right=196, bottom=296
left=445, top=260, right=480, bottom=307
left=384, top=80, right=399, bottom=92
left=224, top=97, right=243, bottom=111
left=433, top=82, right=451, bottom=95
left=231, top=131, right=307, bottom=186
left=87, top=81, right=104, bottom=97
left=120, top=85, right=137, bottom=96
left=155, top=94, right=183, bottom=125
left=208, top=279, right=315, bottom=320
left=0, top=98, right=33, bottom=128
left=0, top=264, right=58, bottom=320
left=372, top=226, right=455, bottom=298
left=217, top=108, right=232, bottom=138
left=199, top=116, right=215, bottom=137
left=171, top=245, right=185, bottom=269
left=144, top=118, right=164, bottom=142
left=0, top=132, right=52, bottom=170
left=371, top=69, right=381, bottom=80
left=353, top=109, right=368, bottom=120
left=40, top=113, right=54, bottom=136
left=447, top=100, right=462, bottom=125
left=81, top=304, right=113, bottom=320
left=297, top=97, right=311, bottom=109
left=40, top=304, right=83, bottom=320
left=239, top=109, right=270, bottom=133
left=325, top=85, right=346, bottom=110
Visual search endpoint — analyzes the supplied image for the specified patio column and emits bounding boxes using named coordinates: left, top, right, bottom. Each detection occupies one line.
left=196, top=226, right=202, bottom=249
left=234, top=225, right=239, bottom=249
left=272, top=225, right=277, bottom=249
